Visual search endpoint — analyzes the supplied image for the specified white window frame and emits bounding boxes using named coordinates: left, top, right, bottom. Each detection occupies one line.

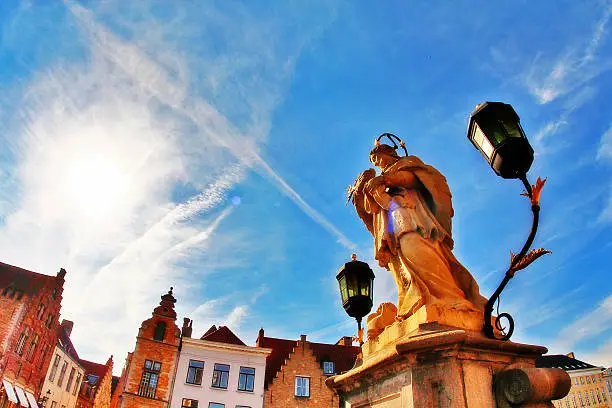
left=295, top=376, right=310, bottom=397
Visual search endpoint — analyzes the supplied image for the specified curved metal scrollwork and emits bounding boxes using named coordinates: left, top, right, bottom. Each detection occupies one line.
left=483, top=176, right=551, bottom=341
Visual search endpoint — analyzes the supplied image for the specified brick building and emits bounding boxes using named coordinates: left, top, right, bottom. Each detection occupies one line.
left=41, top=320, right=85, bottom=408
left=111, top=289, right=181, bottom=408
left=537, top=353, right=610, bottom=407
left=76, top=357, right=114, bottom=408
left=0, top=262, right=65, bottom=408
left=255, top=330, right=360, bottom=408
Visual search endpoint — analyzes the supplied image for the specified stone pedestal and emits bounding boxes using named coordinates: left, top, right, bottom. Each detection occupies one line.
left=327, top=322, right=569, bottom=407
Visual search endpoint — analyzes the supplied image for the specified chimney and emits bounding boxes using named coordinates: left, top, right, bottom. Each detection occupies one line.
left=566, top=352, right=575, bottom=359
left=335, top=336, right=353, bottom=346
left=256, top=328, right=264, bottom=347
left=57, top=268, right=66, bottom=280
left=300, top=334, right=307, bottom=343
left=61, top=320, right=74, bottom=337
left=182, top=318, right=193, bottom=338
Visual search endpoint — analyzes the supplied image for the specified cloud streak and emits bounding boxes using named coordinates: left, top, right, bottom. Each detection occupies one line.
left=524, top=3, right=612, bottom=104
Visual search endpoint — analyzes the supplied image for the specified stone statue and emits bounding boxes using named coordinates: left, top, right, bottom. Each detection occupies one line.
left=349, top=138, right=487, bottom=332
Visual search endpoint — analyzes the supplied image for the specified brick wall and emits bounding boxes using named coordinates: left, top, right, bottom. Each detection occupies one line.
left=0, top=266, right=64, bottom=400
left=265, top=340, right=338, bottom=408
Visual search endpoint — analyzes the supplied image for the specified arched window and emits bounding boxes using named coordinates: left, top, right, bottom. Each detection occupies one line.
left=153, top=322, right=166, bottom=341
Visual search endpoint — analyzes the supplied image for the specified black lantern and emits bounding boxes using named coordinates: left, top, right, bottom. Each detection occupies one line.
left=336, top=254, right=374, bottom=344
left=467, top=102, right=534, bottom=179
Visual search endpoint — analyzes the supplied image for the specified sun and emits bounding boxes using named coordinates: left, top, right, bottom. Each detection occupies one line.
left=60, top=154, right=127, bottom=217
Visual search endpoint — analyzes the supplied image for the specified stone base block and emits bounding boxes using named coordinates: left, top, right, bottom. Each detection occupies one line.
left=327, top=324, right=568, bottom=408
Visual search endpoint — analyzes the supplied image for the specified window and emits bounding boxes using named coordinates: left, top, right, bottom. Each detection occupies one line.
left=574, top=378, right=579, bottom=386
left=323, top=361, right=335, bottom=375
left=73, top=373, right=82, bottom=396
left=58, top=361, right=68, bottom=386
left=181, top=399, right=198, bottom=408
left=25, top=334, right=39, bottom=361
left=211, top=364, right=230, bottom=389
left=186, top=360, right=204, bottom=385
left=50, top=401, right=57, bottom=408
left=14, top=328, right=29, bottom=355
left=295, top=376, right=310, bottom=397
left=153, top=322, right=166, bottom=341
left=45, top=313, right=54, bottom=329
left=49, top=354, right=61, bottom=381
left=38, top=343, right=50, bottom=368
left=580, top=377, right=585, bottom=385
left=138, top=360, right=161, bottom=398
left=208, top=404, right=224, bottom=408
left=238, top=367, right=255, bottom=392
left=66, top=368, right=76, bottom=391
left=36, top=304, right=46, bottom=319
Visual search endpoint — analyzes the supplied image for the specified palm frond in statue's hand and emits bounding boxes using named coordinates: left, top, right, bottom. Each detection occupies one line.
left=347, top=168, right=376, bottom=205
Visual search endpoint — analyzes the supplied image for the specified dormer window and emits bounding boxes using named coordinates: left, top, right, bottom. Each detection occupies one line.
left=323, top=361, right=335, bottom=375
left=153, top=322, right=166, bottom=341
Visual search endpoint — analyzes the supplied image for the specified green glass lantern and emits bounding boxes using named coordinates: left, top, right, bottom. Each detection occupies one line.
left=467, top=102, right=534, bottom=179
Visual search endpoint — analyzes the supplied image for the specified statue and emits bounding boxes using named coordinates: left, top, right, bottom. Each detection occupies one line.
left=349, top=135, right=487, bottom=333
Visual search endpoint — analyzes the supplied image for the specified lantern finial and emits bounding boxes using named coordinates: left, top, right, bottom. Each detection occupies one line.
left=351, top=253, right=357, bottom=261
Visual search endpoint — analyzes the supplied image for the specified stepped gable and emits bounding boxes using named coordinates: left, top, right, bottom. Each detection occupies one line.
left=536, top=354, right=598, bottom=371
left=309, top=341, right=360, bottom=374
left=0, top=261, right=58, bottom=295
left=257, top=336, right=297, bottom=389
left=200, top=325, right=246, bottom=346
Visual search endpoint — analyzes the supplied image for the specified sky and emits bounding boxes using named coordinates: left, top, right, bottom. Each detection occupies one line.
left=0, top=0, right=611, bottom=373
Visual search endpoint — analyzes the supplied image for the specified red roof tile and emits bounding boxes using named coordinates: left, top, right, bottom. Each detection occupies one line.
left=0, top=261, right=57, bottom=295
left=309, top=341, right=360, bottom=373
left=80, top=359, right=110, bottom=383
left=200, top=326, right=245, bottom=346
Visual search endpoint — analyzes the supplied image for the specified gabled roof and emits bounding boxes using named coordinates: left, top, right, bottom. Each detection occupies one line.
left=257, top=336, right=360, bottom=389
left=80, top=359, right=110, bottom=384
left=536, top=354, right=599, bottom=371
left=309, top=341, right=360, bottom=373
left=0, top=262, right=57, bottom=296
left=57, top=326, right=81, bottom=363
left=200, top=326, right=245, bottom=346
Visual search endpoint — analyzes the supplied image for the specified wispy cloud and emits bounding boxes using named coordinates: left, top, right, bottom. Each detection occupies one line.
left=0, top=1, right=342, bottom=368
left=549, top=295, right=612, bottom=355
left=523, top=4, right=612, bottom=104
left=597, top=125, right=612, bottom=223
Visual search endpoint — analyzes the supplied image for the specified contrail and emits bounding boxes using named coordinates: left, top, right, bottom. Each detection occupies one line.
left=66, top=1, right=356, bottom=250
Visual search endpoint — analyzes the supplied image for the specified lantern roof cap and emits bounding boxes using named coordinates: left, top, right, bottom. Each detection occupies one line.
left=336, top=258, right=375, bottom=280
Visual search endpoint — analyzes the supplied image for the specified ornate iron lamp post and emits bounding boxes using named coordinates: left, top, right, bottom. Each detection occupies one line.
left=336, top=254, right=375, bottom=345
left=468, top=101, right=550, bottom=341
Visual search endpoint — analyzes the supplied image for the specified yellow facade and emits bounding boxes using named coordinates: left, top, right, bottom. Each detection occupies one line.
left=553, top=369, right=610, bottom=408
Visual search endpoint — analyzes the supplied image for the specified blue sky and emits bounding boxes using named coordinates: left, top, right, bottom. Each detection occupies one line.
left=0, top=1, right=611, bottom=372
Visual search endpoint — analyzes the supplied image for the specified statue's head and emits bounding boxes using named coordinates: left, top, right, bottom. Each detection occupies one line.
left=369, top=144, right=400, bottom=169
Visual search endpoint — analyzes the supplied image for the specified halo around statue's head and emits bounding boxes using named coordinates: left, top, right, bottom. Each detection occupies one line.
left=369, top=133, right=408, bottom=161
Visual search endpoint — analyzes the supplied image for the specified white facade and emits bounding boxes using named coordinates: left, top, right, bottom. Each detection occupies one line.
left=170, top=338, right=271, bottom=408
left=41, top=345, right=84, bottom=408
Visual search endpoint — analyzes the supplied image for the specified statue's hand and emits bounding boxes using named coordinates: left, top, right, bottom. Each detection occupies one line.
left=355, top=168, right=376, bottom=192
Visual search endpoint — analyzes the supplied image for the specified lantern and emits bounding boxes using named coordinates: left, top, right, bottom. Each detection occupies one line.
left=336, top=254, right=374, bottom=333
left=467, top=102, right=534, bottom=179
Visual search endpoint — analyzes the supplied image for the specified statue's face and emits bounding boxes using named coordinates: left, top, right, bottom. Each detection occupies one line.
left=370, top=152, right=396, bottom=168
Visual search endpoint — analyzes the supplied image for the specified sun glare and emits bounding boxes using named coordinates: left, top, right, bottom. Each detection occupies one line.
left=61, top=154, right=127, bottom=216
